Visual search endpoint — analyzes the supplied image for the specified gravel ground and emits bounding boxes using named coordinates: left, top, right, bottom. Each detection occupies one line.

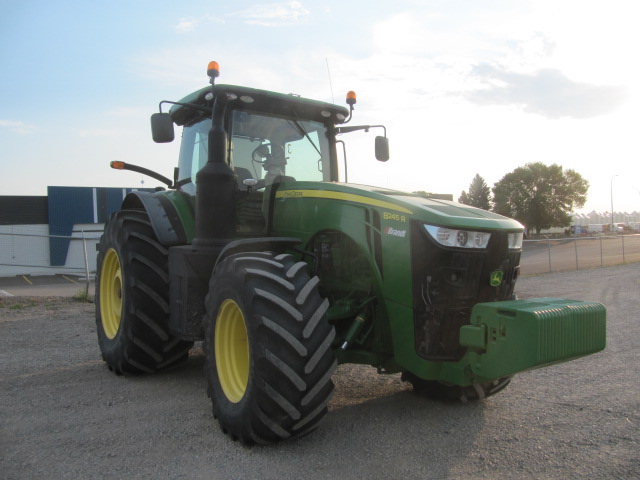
left=0, top=264, right=638, bottom=479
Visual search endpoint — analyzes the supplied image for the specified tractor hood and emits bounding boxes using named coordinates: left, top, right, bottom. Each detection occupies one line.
left=275, top=182, right=523, bottom=232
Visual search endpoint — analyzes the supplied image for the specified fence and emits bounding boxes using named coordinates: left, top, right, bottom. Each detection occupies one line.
left=0, top=225, right=102, bottom=298
left=521, top=233, right=640, bottom=275
left=1, top=228, right=639, bottom=297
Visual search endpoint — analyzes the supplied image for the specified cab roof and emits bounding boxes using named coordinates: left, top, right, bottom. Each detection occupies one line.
left=169, top=84, right=350, bottom=127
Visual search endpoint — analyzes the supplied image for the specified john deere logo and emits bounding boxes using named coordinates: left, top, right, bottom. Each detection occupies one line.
left=490, top=271, right=503, bottom=287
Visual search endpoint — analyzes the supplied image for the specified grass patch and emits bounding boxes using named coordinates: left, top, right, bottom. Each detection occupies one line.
left=0, top=298, right=40, bottom=310
left=73, top=288, right=94, bottom=303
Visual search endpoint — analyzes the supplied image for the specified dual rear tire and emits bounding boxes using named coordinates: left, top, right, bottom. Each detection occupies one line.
left=95, top=210, right=193, bottom=375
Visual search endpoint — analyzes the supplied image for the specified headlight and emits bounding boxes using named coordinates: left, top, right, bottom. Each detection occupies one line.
left=424, top=225, right=491, bottom=249
left=508, top=232, right=524, bottom=249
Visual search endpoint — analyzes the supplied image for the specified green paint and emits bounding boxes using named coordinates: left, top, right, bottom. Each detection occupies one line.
left=458, top=298, right=606, bottom=382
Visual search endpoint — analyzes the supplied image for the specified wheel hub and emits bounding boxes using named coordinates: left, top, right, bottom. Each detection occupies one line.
left=100, top=248, right=123, bottom=339
left=215, top=299, right=250, bottom=403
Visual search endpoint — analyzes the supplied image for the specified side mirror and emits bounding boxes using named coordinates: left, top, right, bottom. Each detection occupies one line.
left=150, top=113, right=175, bottom=143
left=375, top=136, right=390, bottom=162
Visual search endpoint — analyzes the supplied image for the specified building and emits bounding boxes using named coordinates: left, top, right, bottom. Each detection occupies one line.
left=0, top=186, right=149, bottom=277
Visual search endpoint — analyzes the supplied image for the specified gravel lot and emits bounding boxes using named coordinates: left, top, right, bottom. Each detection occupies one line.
left=0, top=264, right=638, bottom=479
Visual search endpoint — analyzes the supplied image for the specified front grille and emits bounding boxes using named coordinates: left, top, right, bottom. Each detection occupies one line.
left=411, top=222, right=521, bottom=361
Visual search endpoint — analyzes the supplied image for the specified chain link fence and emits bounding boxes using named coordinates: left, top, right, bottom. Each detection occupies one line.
left=520, top=233, right=640, bottom=275
left=0, top=226, right=102, bottom=298
left=1, top=227, right=639, bottom=297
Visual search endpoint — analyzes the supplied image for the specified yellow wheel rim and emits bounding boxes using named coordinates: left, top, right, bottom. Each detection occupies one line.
left=215, top=299, right=250, bottom=403
left=100, top=248, right=123, bottom=339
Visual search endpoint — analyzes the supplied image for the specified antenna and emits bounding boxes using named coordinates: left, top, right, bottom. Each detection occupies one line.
left=325, top=57, right=335, bottom=103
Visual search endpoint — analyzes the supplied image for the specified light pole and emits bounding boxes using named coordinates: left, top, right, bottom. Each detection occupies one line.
left=610, top=174, right=619, bottom=232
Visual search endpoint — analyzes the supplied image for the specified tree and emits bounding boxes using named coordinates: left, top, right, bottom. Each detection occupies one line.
left=413, top=191, right=454, bottom=201
left=492, top=162, right=588, bottom=235
left=458, top=174, right=492, bottom=210
left=413, top=190, right=436, bottom=198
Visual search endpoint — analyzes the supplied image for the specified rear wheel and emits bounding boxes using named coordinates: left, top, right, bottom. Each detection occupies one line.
left=402, top=371, right=512, bottom=402
left=203, top=252, right=337, bottom=445
left=95, top=209, right=193, bottom=375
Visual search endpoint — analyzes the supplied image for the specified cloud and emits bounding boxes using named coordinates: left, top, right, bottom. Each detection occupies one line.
left=175, top=18, right=199, bottom=34
left=173, top=14, right=225, bottom=34
left=230, top=1, right=310, bottom=27
left=465, top=64, right=629, bottom=119
left=0, top=120, right=34, bottom=135
left=172, top=2, right=308, bottom=35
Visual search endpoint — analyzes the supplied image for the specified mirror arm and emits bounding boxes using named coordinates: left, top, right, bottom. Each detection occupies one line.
left=337, top=124, right=387, bottom=137
left=158, top=100, right=213, bottom=116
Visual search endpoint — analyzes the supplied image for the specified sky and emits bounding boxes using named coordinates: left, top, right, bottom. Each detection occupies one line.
left=1, top=0, right=638, bottom=214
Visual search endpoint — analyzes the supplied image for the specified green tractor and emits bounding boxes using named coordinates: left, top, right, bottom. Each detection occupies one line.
left=95, top=61, right=606, bottom=444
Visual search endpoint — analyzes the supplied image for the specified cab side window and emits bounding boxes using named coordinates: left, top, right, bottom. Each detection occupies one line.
left=177, top=120, right=211, bottom=195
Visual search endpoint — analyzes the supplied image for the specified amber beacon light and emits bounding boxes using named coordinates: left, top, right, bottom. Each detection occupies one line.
left=207, top=61, right=220, bottom=79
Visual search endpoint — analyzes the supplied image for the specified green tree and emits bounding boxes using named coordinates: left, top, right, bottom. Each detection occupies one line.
left=413, top=190, right=435, bottom=198
left=458, top=174, right=491, bottom=210
left=492, top=162, right=588, bottom=235
left=413, top=191, right=454, bottom=201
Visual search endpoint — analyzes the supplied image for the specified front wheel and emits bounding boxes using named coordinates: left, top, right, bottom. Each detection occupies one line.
left=203, top=252, right=337, bottom=445
left=401, top=371, right=512, bottom=402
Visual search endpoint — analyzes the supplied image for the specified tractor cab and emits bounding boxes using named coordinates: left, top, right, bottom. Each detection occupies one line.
left=163, top=83, right=350, bottom=192
left=174, top=107, right=335, bottom=196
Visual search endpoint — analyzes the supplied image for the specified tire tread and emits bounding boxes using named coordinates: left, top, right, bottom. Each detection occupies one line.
left=203, top=252, right=336, bottom=445
left=95, top=209, right=192, bottom=375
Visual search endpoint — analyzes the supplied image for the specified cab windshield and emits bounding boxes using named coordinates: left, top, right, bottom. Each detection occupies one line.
left=177, top=110, right=332, bottom=194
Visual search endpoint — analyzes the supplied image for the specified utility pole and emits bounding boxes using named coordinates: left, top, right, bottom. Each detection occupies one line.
left=610, top=174, right=618, bottom=232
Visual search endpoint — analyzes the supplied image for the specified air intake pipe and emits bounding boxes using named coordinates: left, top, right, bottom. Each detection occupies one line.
left=193, top=72, right=237, bottom=247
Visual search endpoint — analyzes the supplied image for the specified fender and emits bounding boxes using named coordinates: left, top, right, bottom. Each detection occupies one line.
left=122, top=191, right=190, bottom=246
left=213, top=237, right=302, bottom=272
left=168, top=236, right=302, bottom=340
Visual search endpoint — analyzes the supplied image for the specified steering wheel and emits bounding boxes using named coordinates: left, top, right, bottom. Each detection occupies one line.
left=252, top=143, right=284, bottom=165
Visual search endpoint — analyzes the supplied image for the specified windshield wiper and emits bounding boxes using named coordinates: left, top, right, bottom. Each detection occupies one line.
left=288, top=109, right=322, bottom=158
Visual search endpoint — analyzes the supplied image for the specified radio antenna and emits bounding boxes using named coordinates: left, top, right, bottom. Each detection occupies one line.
left=325, top=57, right=335, bottom=103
